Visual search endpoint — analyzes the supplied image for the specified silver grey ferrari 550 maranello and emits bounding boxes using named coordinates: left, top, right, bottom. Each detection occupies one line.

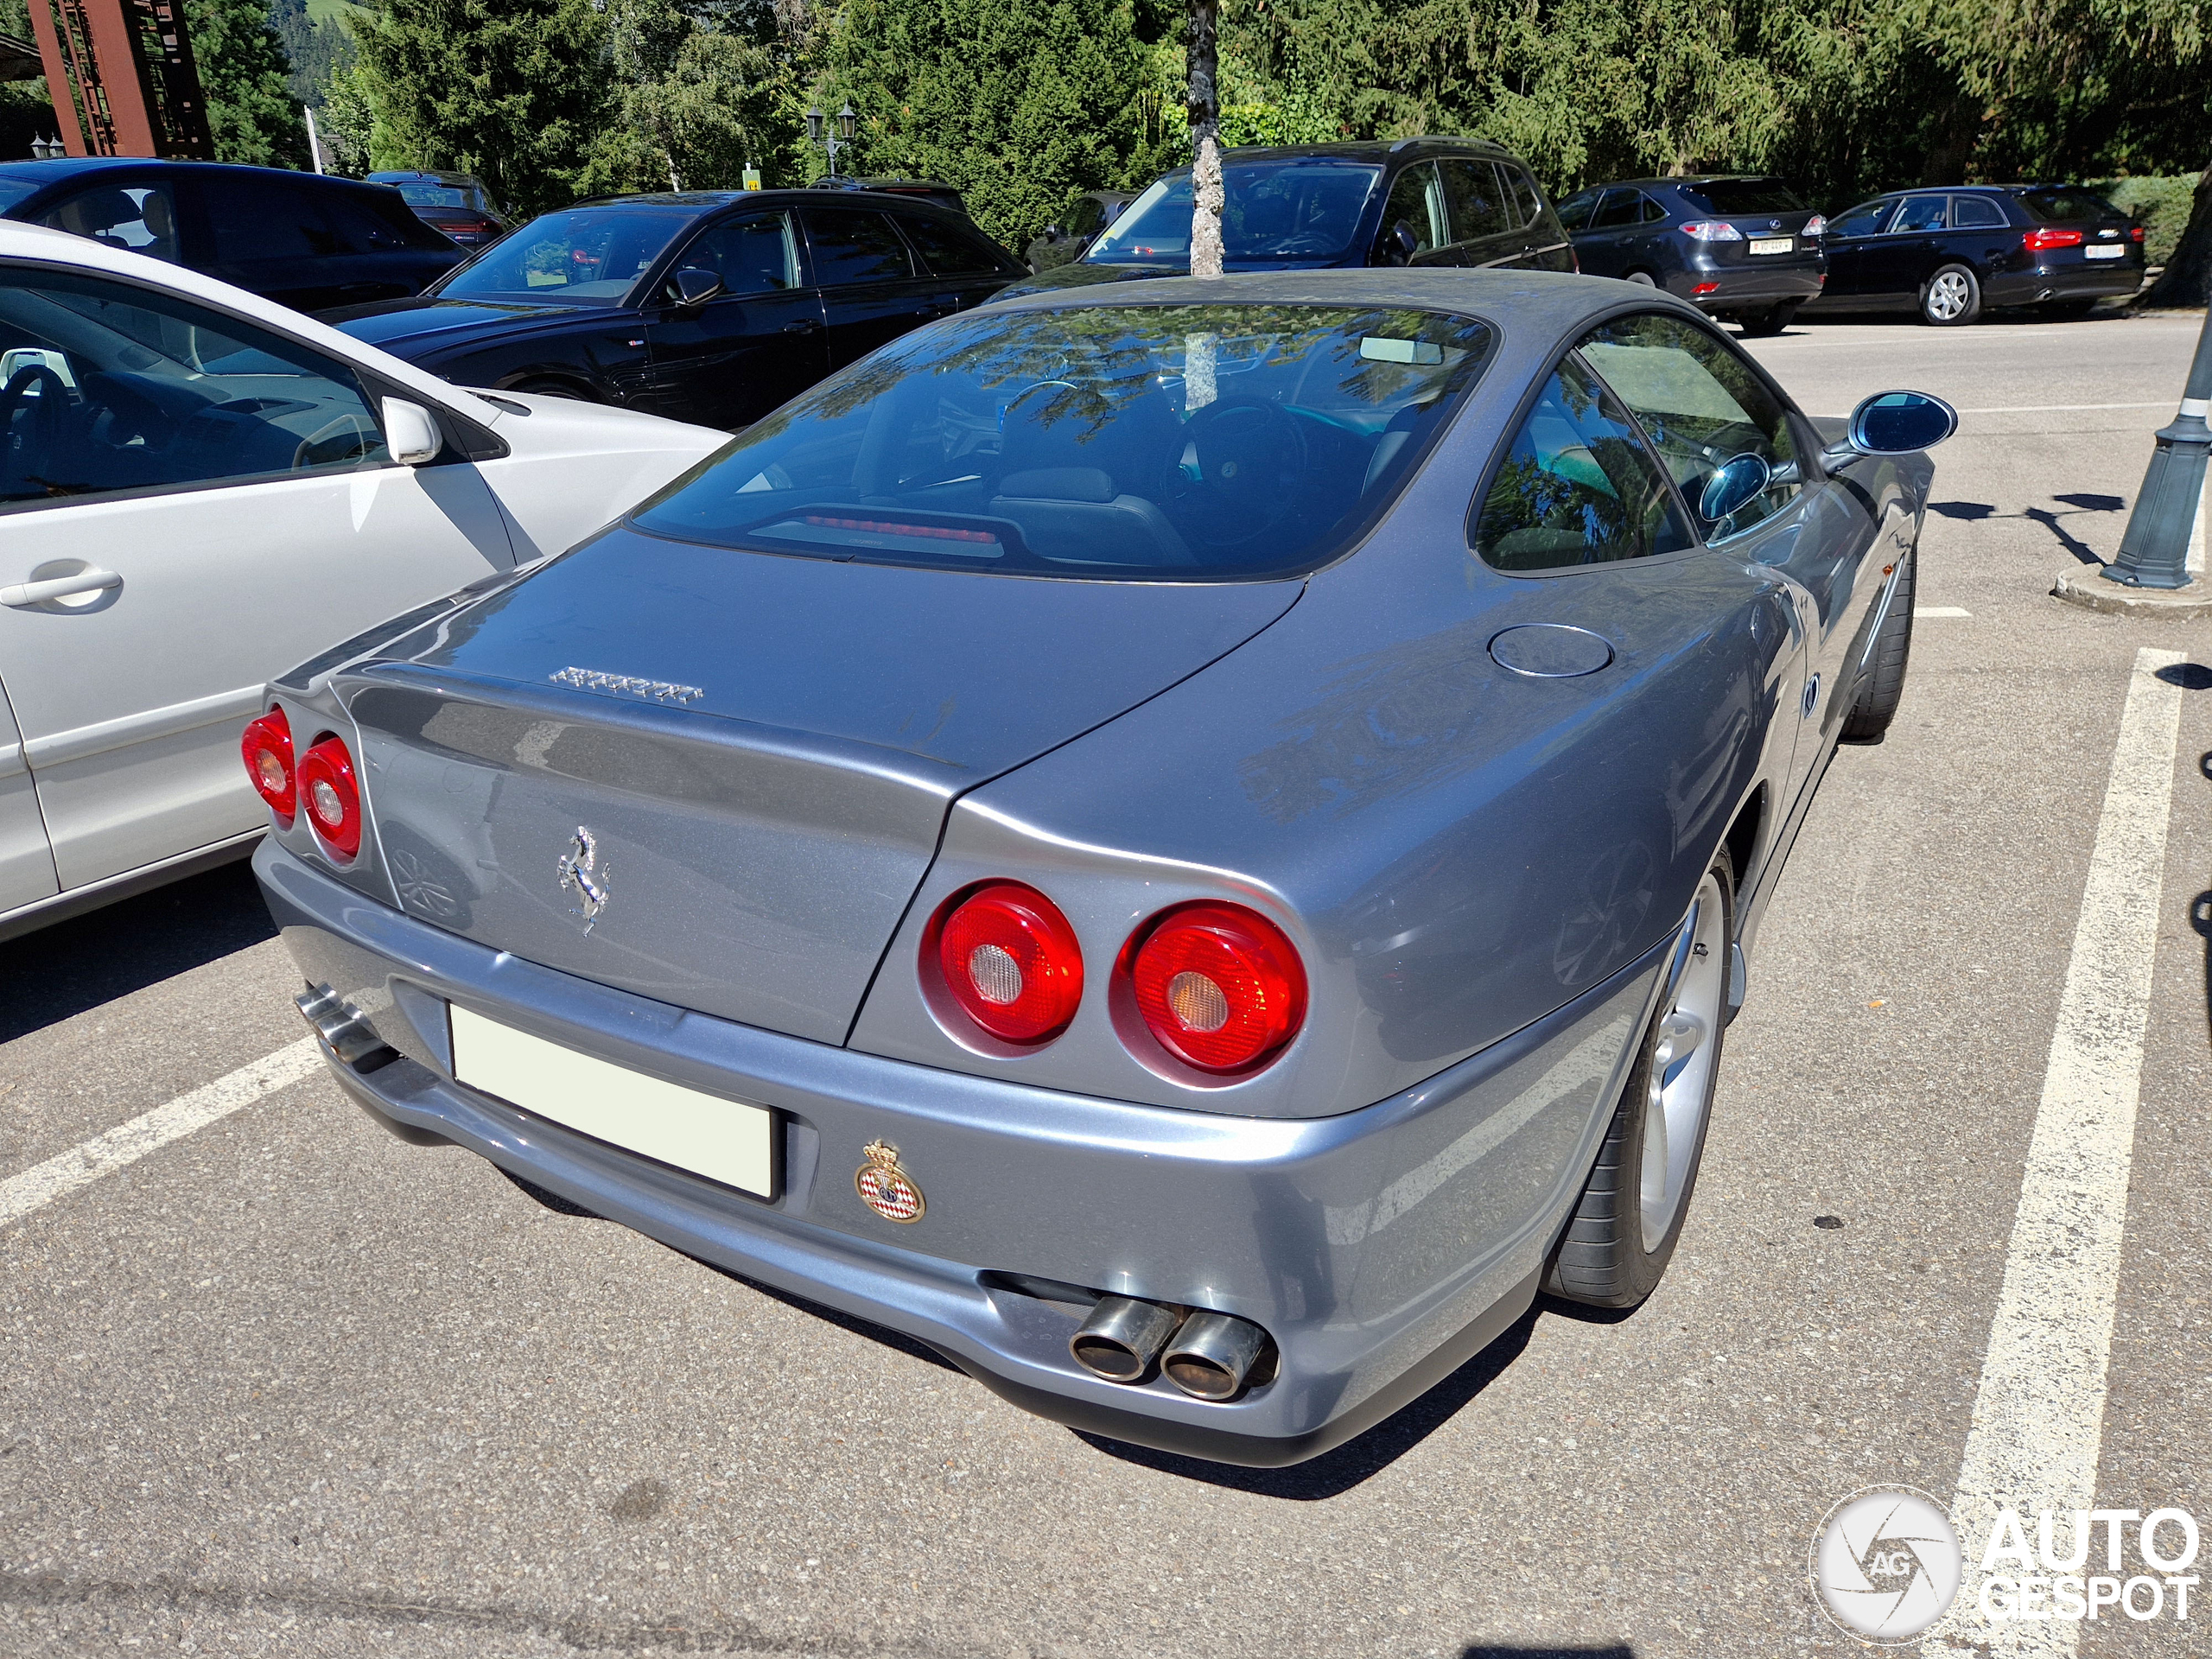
left=249, top=270, right=1953, bottom=1466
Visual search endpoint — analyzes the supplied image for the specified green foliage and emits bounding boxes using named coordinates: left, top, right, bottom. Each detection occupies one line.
left=350, top=0, right=608, bottom=213
left=190, top=0, right=308, bottom=166
left=271, top=0, right=359, bottom=112
left=316, top=59, right=378, bottom=176
left=2094, top=175, right=2196, bottom=270
left=579, top=0, right=799, bottom=194
left=822, top=0, right=1153, bottom=250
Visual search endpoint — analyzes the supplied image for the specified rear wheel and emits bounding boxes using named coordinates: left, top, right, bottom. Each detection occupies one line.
left=1736, top=302, right=1799, bottom=338
left=1545, top=855, right=1733, bottom=1309
left=1840, top=546, right=1916, bottom=743
left=1920, top=264, right=1980, bottom=326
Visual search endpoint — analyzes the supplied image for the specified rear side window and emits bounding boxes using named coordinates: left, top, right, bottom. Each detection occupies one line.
left=1504, top=167, right=1547, bottom=230
left=1951, top=195, right=2010, bottom=230
left=40, top=182, right=182, bottom=264
left=1677, top=179, right=1807, bottom=215
left=632, top=302, right=1493, bottom=582
left=1555, top=189, right=1599, bottom=232
left=1440, top=160, right=1510, bottom=241
left=1591, top=190, right=1643, bottom=230
left=802, top=208, right=914, bottom=284
left=1471, top=354, right=1693, bottom=571
left=901, top=213, right=1012, bottom=276
left=1065, top=197, right=1107, bottom=238
left=2019, top=189, right=2120, bottom=223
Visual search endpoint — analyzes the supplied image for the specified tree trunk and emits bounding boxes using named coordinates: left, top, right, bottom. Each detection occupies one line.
left=2145, top=162, right=2212, bottom=309
left=1188, top=0, right=1223, bottom=277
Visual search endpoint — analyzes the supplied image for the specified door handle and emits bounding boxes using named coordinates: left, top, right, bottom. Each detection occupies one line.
left=2, top=567, right=121, bottom=607
left=781, top=319, right=821, bottom=334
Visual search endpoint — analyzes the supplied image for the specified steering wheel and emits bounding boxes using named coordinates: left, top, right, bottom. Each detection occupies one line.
left=1180, top=397, right=1307, bottom=540
left=0, top=364, right=72, bottom=487
left=79, top=372, right=174, bottom=454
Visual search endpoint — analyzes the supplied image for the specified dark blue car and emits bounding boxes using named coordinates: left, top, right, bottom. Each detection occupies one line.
left=0, top=157, right=462, bottom=311
left=1554, top=175, right=1827, bottom=336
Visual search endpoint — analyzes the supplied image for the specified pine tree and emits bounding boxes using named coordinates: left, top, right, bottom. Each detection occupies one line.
left=188, top=0, right=308, bottom=168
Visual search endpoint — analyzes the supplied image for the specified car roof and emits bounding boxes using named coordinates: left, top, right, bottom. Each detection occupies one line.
left=368, top=169, right=484, bottom=186
left=563, top=188, right=976, bottom=217
left=1590, top=175, right=1794, bottom=190
left=1213, top=137, right=1518, bottom=165
left=0, top=156, right=398, bottom=195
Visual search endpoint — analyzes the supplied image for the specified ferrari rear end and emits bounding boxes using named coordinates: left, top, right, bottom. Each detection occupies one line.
left=250, top=281, right=1684, bottom=1464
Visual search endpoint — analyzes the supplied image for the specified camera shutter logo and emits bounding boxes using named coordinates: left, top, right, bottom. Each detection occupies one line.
left=1810, top=1485, right=1963, bottom=1642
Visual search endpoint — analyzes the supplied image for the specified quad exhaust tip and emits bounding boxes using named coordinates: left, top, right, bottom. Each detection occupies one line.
left=1069, top=1294, right=1272, bottom=1400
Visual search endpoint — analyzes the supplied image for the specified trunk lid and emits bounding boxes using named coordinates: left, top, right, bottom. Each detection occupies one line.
left=337, top=526, right=1299, bottom=1043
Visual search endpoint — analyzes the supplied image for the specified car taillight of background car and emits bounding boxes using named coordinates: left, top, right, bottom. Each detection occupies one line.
left=2024, top=227, right=2085, bottom=252
left=1678, top=221, right=1744, bottom=242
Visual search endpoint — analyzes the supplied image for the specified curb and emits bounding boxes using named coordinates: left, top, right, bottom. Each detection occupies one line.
left=2051, top=569, right=2212, bottom=620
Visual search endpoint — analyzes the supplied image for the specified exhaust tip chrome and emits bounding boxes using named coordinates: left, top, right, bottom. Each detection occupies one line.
left=1162, top=1310, right=1268, bottom=1402
left=296, top=982, right=397, bottom=1071
left=1069, top=1294, right=1184, bottom=1383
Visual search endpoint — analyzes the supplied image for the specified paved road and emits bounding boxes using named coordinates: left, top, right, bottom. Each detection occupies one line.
left=3, top=309, right=2207, bottom=1658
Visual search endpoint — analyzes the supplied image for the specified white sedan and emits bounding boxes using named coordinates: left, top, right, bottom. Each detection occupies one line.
left=0, top=221, right=728, bottom=940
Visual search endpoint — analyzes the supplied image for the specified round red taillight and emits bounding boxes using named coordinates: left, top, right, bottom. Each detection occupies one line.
left=932, top=881, right=1084, bottom=1045
left=240, top=708, right=295, bottom=827
left=297, top=734, right=362, bottom=861
left=1128, top=903, right=1306, bottom=1075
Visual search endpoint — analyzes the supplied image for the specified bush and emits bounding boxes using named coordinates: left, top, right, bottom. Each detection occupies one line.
left=2089, top=175, right=2197, bottom=270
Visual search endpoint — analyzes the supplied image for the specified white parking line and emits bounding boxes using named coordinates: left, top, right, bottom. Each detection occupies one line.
left=0, top=1037, right=321, bottom=1229
left=1924, top=646, right=2188, bottom=1657
left=1915, top=607, right=1973, bottom=619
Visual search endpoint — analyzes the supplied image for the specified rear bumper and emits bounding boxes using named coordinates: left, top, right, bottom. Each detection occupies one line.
left=256, top=838, right=1662, bottom=1466
left=1672, top=260, right=1826, bottom=309
left=1987, top=262, right=2145, bottom=305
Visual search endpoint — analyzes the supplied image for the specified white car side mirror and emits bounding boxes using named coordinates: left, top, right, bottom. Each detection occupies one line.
left=383, top=397, right=443, bottom=466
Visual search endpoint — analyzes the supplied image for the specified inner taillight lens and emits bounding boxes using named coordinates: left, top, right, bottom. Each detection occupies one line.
left=1128, top=904, right=1306, bottom=1075
left=2024, top=227, right=2084, bottom=252
left=933, top=882, right=1084, bottom=1044
left=1678, top=220, right=1742, bottom=242
left=297, top=734, right=362, bottom=861
left=1803, top=214, right=1827, bottom=238
left=240, top=708, right=295, bottom=826
left=2130, top=226, right=2145, bottom=242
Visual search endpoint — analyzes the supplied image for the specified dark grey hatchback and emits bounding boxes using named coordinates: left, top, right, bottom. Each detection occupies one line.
left=1555, top=175, right=1826, bottom=336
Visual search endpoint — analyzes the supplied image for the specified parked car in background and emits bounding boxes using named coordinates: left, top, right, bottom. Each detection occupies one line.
left=325, top=189, right=1027, bottom=429
left=1026, top=190, right=1132, bottom=272
left=252, top=268, right=1955, bottom=1465
left=0, top=158, right=465, bottom=310
left=812, top=176, right=970, bottom=217
left=1801, top=183, right=2145, bottom=325
left=0, top=220, right=726, bottom=942
left=1554, top=175, right=1825, bottom=336
left=367, top=169, right=511, bottom=249
left=993, top=140, right=1574, bottom=299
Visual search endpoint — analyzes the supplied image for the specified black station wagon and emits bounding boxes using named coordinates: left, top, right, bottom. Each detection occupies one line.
left=327, top=188, right=1027, bottom=430
left=1802, top=183, right=2145, bottom=325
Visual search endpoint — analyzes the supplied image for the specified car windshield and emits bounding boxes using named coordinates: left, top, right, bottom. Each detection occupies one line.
left=431, top=207, right=693, bottom=304
left=2018, top=188, right=2121, bottom=223
left=1084, top=162, right=1383, bottom=266
left=1677, top=180, right=1806, bottom=215
left=388, top=181, right=493, bottom=213
left=632, top=302, right=1492, bottom=582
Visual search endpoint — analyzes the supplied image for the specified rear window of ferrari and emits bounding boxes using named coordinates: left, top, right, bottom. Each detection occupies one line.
left=631, top=302, right=1494, bottom=582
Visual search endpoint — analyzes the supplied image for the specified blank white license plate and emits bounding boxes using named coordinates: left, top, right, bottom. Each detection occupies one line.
left=2085, top=244, right=2125, bottom=259
left=448, top=1004, right=775, bottom=1197
left=1749, top=237, right=1794, bottom=256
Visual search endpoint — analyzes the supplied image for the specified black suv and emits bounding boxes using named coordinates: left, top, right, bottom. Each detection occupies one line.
left=1555, top=175, right=1825, bottom=335
left=995, top=139, right=1574, bottom=299
left=327, top=188, right=1027, bottom=429
left=0, top=157, right=464, bottom=309
left=1802, top=184, right=2145, bottom=325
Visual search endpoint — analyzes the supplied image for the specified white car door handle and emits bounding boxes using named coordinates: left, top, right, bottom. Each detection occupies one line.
left=1, top=568, right=122, bottom=607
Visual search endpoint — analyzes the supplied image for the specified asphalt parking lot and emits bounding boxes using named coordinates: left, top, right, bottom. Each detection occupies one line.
left=3, top=307, right=2207, bottom=1658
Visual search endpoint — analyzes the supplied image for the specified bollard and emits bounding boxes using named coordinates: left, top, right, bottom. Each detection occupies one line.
left=2103, top=303, right=2212, bottom=589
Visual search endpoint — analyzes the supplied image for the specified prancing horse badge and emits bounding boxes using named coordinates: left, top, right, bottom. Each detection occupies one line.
left=855, top=1140, right=925, bottom=1223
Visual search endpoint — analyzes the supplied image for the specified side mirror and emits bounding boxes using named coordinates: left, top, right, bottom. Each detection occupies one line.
left=1379, top=221, right=1420, bottom=266
left=1045, top=225, right=1063, bottom=241
left=1843, top=390, right=1957, bottom=455
left=1700, top=452, right=1772, bottom=524
left=382, top=397, right=442, bottom=466
left=667, top=266, right=724, bottom=308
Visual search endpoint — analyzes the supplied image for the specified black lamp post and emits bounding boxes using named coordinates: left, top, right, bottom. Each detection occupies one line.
left=2102, top=305, right=2211, bottom=590
left=806, top=100, right=858, bottom=181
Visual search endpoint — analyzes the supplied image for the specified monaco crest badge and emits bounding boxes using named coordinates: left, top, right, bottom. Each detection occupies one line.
left=855, top=1140, right=925, bottom=1224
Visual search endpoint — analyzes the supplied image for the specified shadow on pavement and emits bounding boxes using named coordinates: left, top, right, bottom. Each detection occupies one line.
left=1075, top=1301, right=1541, bottom=1498
left=1929, top=500, right=1994, bottom=521
left=0, top=855, right=273, bottom=1045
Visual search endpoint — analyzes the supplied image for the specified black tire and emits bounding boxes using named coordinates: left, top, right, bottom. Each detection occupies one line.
left=1545, top=849, right=1734, bottom=1310
left=1919, top=264, right=1980, bottom=326
left=1735, top=302, right=1799, bottom=338
left=1839, top=545, right=1916, bottom=743
left=509, top=378, right=594, bottom=402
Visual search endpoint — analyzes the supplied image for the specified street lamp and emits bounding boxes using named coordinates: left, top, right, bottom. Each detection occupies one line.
left=29, top=135, right=64, bottom=162
left=806, top=100, right=858, bottom=181
left=2102, top=305, right=2211, bottom=590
